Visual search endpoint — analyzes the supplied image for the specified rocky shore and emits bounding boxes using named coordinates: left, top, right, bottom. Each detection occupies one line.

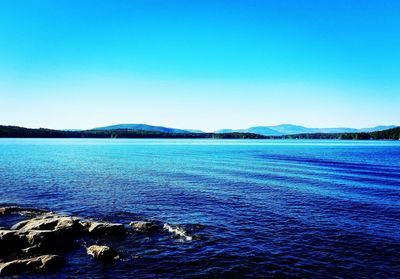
left=0, top=205, right=198, bottom=276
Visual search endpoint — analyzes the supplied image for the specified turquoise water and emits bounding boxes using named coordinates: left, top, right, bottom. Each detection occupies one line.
left=1, top=139, right=400, bottom=277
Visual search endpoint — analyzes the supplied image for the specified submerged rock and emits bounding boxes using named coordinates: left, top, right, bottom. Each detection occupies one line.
left=80, top=220, right=126, bottom=236
left=0, top=206, right=20, bottom=215
left=86, top=245, right=119, bottom=262
left=0, top=206, right=47, bottom=216
left=0, top=254, right=64, bottom=275
left=129, top=221, right=159, bottom=233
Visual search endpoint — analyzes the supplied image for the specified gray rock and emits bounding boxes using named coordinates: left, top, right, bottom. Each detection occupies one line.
left=0, top=254, right=64, bottom=275
left=1, top=207, right=128, bottom=270
left=86, top=245, right=119, bottom=262
left=129, top=221, right=159, bottom=233
left=12, top=214, right=82, bottom=235
left=80, top=220, right=126, bottom=236
left=25, top=229, right=71, bottom=252
left=0, top=229, right=68, bottom=255
left=3, top=214, right=82, bottom=256
left=26, top=230, right=56, bottom=246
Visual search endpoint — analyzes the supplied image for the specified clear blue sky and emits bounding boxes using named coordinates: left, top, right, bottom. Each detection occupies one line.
left=0, top=0, right=399, bottom=131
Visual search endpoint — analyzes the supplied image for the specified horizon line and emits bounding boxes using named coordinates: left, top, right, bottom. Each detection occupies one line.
left=1, top=122, right=399, bottom=133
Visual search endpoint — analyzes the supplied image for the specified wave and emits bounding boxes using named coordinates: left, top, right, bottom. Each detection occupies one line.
left=163, top=223, right=193, bottom=241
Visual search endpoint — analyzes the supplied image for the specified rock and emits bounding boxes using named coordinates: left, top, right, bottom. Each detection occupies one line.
left=0, top=230, right=29, bottom=254
left=0, top=255, right=64, bottom=275
left=80, top=220, right=126, bottom=236
left=0, top=206, right=47, bottom=216
left=5, top=214, right=82, bottom=256
left=129, top=221, right=159, bottom=233
left=0, top=229, right=70, bottom=256
left=10, top=219, right=30, bottom=230
left=21, top=244, right=44, bottom=255
left=25, top=230, right=56, bottom=246
left=12, top=214, right=82, bottom=235
left=25, top=229, right=71, bottom=252
left=86, top=245, right=119, bottom=262
left=0, top=229, right=23, bottom=242
left=0, top=206, right=19, bottom=215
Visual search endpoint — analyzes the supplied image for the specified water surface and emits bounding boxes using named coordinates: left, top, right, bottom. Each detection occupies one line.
left=1, top=139, right=399, bottom=277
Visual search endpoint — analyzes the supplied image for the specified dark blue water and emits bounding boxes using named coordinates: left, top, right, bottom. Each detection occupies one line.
left=1, top=139, right=399, bottom=278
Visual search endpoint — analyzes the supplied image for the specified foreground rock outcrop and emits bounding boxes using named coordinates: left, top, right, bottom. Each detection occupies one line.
left=0, top=205, right=201, bottom=276
left=0, top=255, right=64, bottom=275
left=0, top=206, right=125, bottom=275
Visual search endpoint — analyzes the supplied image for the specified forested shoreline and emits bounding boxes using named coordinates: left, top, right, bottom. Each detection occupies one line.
left=0, top=125, right=399, bottom=140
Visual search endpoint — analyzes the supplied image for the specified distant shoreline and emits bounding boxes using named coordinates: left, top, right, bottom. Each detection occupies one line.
left=1, top=125, right=399, bottom=140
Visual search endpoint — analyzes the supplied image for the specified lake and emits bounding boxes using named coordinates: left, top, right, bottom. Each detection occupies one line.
left=1, top=139, right=399, bottom=277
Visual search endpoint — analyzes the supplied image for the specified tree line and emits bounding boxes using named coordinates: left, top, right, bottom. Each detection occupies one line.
left=0, top=125, right=399, bottom=140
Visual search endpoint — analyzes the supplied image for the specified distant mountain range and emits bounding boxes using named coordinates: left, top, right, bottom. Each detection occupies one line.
left=93, top=124, right=204, bottom=134
left=214, top=124, right=397, bottom=136
left=1, top=125, right=399, bottom=140
left=93, top=123, right=396, bottom=136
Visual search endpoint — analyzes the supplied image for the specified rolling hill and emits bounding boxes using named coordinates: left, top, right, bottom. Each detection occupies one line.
left=214, top=124, right=396, bottom=136
left=93, top=124, right=204, bottom=134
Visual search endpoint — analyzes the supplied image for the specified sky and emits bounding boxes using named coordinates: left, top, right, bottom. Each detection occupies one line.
left=0, top=0, right=399, bottom=131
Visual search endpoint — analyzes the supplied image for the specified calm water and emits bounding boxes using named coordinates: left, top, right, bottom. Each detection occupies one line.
left=1, top=139, right=400, bottom=278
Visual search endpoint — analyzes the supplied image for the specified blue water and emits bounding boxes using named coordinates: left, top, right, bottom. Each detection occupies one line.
left=1, top=139, right=400, bottom=278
